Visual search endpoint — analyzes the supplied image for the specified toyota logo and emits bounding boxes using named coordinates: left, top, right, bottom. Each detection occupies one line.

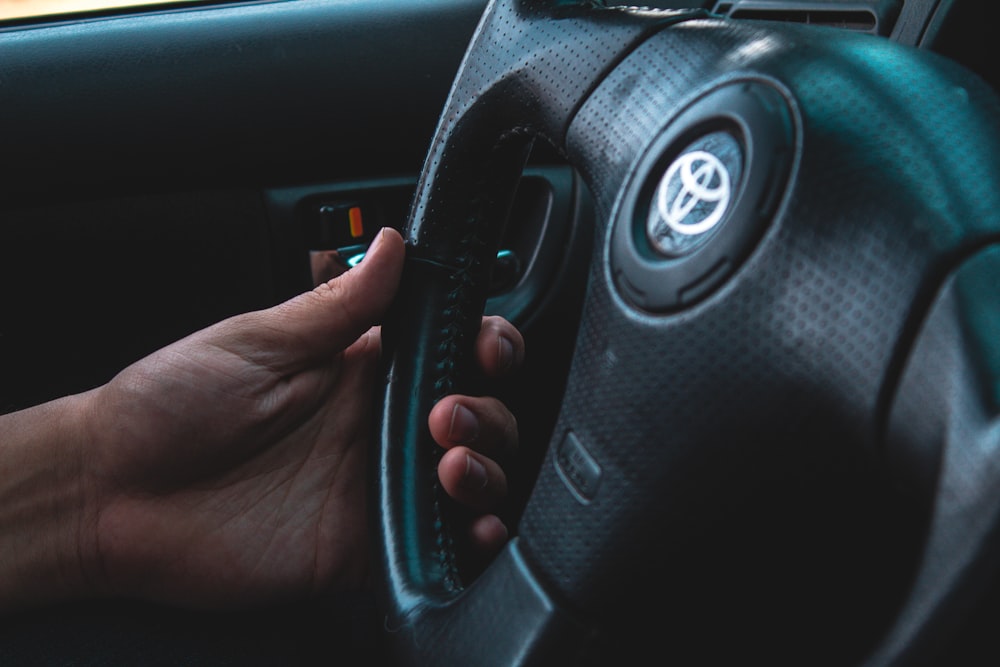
left=657, top=150, right=731, bottom=235
left=645, top=133, right=742, bottom=258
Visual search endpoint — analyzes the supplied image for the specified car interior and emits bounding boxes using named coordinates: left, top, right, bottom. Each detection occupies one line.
left=2, top=0, right=999, bottom=665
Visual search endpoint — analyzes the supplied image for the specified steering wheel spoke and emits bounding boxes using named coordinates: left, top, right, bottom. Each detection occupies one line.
left=874, top=247, right=1000, bottom=665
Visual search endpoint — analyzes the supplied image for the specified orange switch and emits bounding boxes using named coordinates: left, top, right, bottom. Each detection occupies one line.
left=348, top=206, right=364, bottom=239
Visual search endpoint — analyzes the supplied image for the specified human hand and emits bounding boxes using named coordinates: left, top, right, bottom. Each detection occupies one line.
left=64, top=227, right=522, bottom=608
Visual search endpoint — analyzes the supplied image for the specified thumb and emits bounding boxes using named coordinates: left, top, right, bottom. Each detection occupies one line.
left=227, top=227, right=405, bottom=372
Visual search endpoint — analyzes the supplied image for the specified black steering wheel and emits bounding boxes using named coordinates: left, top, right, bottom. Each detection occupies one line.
left=373, top=1, right=1000, bottom=664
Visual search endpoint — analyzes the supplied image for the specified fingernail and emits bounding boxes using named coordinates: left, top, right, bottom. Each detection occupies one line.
left=463, top=454, right=488, bottom=490
left=449, top=404, right=479, bottom=444
left=497, top=335, right=514, bottom=373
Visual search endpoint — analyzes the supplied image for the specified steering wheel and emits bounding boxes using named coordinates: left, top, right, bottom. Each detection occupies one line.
left=373, top=1, right=1000, bottom=664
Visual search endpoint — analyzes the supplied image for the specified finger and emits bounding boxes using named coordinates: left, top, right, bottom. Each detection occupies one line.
left=467, top=515, right=508, bottom=555
left=437, top=446, right=507, bottom=513
left=224, top=227, right=405, bottom=372
left=475, top=315, right=525, bottom=377
left=428, top=395, right=518, bottom=459
left=342, top=325, right=382, bottom=362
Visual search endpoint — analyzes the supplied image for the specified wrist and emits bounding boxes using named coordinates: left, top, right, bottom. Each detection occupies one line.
left=0, top=390, right=103, bottom=611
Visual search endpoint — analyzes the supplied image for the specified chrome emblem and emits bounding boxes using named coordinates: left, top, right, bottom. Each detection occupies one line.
left=645, top=132, right=742, bottom=258
left=657, top=150, right=731, bottom=236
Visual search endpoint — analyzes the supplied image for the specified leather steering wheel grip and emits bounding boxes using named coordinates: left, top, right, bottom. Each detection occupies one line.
left=374, top=1, right=1000, bottom=665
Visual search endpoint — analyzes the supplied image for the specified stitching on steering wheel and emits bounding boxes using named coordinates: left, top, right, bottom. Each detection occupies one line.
left=427, top=123, right=538, bottom=591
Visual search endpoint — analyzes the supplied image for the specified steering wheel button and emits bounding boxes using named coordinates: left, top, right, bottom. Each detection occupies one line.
left=555, top=431, right=602, bottom=504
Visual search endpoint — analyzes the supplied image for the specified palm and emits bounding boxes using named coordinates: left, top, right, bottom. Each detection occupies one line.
left=89, top=324, right=381, bottom=607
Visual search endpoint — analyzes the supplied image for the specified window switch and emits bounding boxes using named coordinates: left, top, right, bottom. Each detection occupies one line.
left=310, top=202, right=373, bottom=249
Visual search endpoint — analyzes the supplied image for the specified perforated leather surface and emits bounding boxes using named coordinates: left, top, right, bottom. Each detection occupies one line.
left=375, top=3, right=1000, bottom=664
left=515, top=17, right=1000, bottom=654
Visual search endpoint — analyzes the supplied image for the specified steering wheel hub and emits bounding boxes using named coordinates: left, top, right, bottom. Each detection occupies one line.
left=611, top=79, right=796, bottom=314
